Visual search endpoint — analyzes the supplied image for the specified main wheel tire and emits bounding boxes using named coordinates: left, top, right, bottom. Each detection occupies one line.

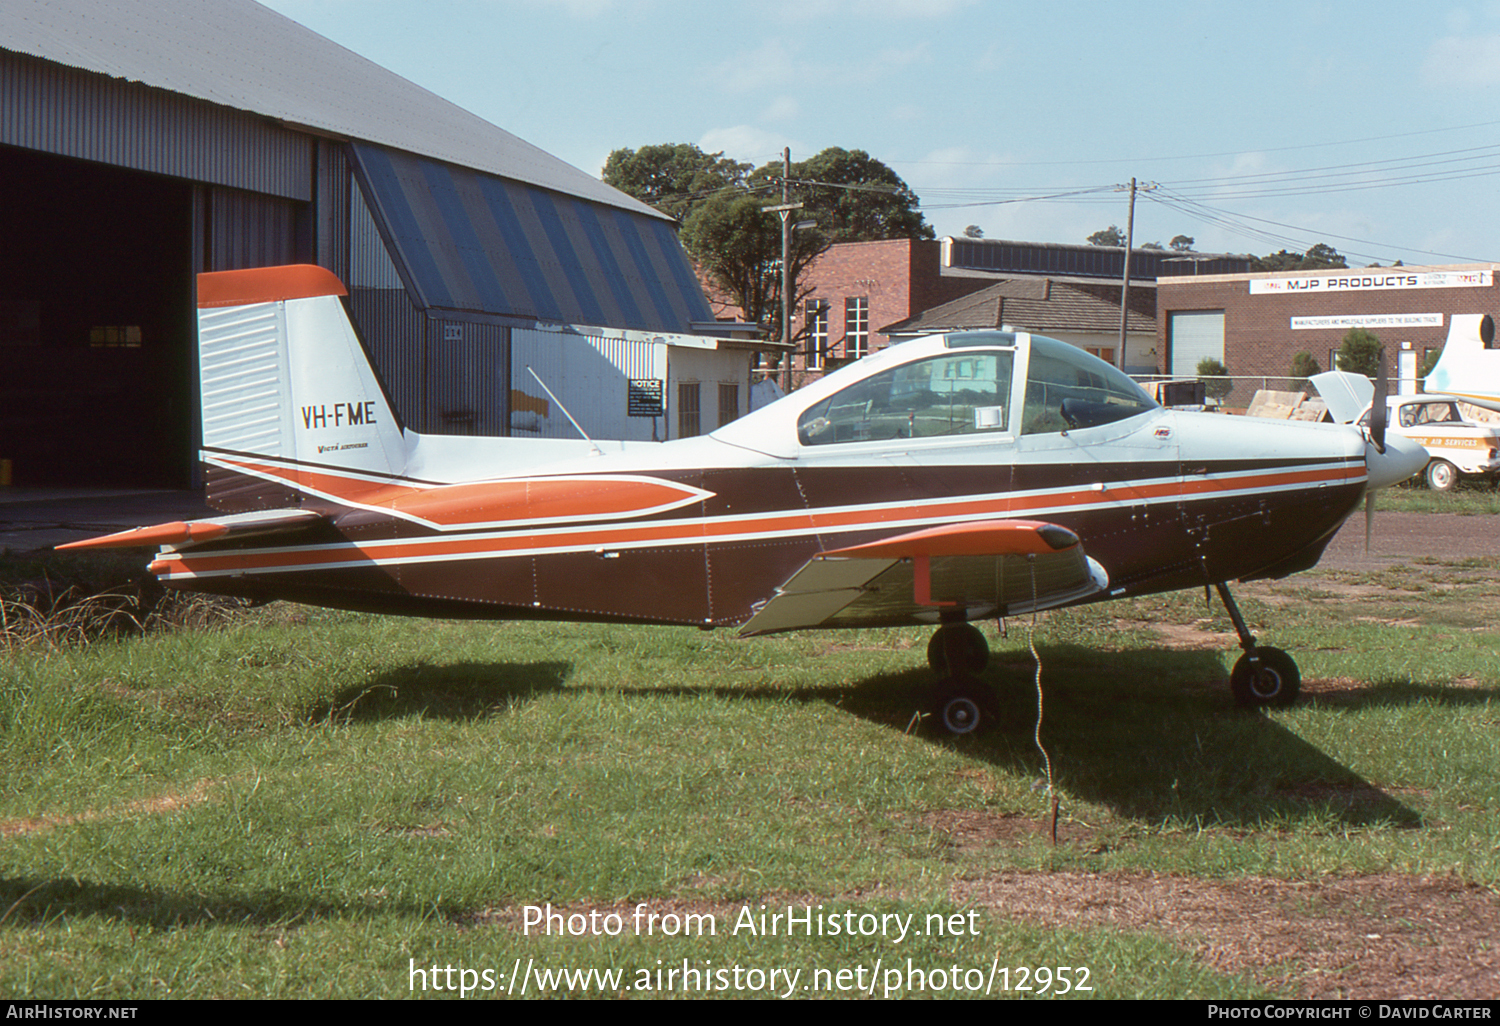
left=931, top=676, right=998, bottom=735
left=1426, top=459, right=1458, bottom=492
left=927, top=622, right=989, bottom=675
left=1230, top=646, right=1301, bottom=709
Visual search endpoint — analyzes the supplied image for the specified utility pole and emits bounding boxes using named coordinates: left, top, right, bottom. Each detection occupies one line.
left=765, top=147, right=802, bottom=394
left=1115, top=178, right=1156, bottom=372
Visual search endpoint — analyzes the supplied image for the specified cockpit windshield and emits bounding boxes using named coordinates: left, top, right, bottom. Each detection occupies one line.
left=792, top=332, right=1156, bottom=448
left=798, top=348, right=1015, bottom=445
left=1020, top=335, right=1157, bottom=434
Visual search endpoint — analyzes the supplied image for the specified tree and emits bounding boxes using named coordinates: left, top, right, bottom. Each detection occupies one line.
left=963, top=224, right=984, bottom=239
left=1290, top=351, right=1321, bottom=389
left=609, top=143, right=927, bottom=346
left=1170, top=235, right=1195, bottom=252
left=679, top=191, right=827, bottom=343
left=1197, top=357, right=1233, bottom=403
left=1418, top=347, right=1441, bottom=382
left=1141, top=241, right=1164, bottom=250
left=1087, top=225, right=1126, bottom=247
left=1252, top=243, right=1348, bottom=272
left=1336, top=328, right=1382, bottom=378
left=601, top=143, right=749, bottom=222
left=750, top=147, right=933, bottom=244
left=1290, top=351, right=1321, bottom=378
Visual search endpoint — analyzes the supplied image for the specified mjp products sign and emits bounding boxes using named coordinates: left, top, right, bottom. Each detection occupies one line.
left=1251, top=270, right=1492, bottom=294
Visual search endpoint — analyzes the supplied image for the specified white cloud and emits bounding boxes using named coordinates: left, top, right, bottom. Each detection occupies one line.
left=761, top=0, right=975, bottom=22
left=1421, top=34, right=1500, bottom=86
left=699, top=125, right=802, bottom=164
left=761, top=96, right=801, bottom=122
left=513, top=0, right=625, bottom=18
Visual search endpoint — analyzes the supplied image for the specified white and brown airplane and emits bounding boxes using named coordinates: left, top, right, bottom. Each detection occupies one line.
left=63, top=265, right=1428, bottom=733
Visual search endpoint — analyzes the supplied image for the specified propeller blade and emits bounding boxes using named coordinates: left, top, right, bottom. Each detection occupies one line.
left=1370, top=347, right=1388, bottom=453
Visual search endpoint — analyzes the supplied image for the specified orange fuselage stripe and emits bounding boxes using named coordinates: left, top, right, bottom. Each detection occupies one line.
left=157, top=462, right=1362, bottom=577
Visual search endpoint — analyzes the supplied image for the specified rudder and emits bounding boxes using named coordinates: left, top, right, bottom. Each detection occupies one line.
left=197, top=265, right=406, bottom=512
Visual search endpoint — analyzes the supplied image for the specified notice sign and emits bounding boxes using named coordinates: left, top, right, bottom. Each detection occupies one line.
left=1291, top=313, right=1445, bottom=330
left=628, top=379, right=665, bottom=417
left=1251, top=269, right=1492, bottom=294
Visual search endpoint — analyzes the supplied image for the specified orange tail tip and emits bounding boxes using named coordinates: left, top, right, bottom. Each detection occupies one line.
left=197, top=264, right=348, bottom=308
left=56, top=521, right=229, bottom=551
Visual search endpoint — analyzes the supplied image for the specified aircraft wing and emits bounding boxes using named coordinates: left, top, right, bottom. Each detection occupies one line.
left=55, top=508, right=325, bottom=551
left=739, top=519, right=1108, bottom=636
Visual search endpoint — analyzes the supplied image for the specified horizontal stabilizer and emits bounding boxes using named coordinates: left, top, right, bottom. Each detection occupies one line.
left=740, top=519, right=1106, bottom=635
left=56, top=508, right=324, bottom=551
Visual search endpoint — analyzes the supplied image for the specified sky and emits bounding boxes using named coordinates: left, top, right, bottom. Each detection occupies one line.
left=259, top=0, right=1500, bottom=268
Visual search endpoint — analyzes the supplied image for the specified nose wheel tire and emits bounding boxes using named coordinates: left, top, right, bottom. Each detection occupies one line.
left=1426, top=459, right=1458, bottom=492
left=927, top=622, right=989, bottom=676
left=1230, top=646, right=1301, bottom=709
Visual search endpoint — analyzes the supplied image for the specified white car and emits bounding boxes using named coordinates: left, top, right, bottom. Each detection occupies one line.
left=1360, top=396, right=1500, bottom=491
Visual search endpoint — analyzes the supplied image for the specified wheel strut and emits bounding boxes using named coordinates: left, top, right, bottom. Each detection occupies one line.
left=1214, top=582, right=1257, bottom=657
left=1215, top=582, right=1301, bottom=709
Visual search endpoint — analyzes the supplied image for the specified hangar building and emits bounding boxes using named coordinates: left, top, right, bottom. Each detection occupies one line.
left=1, top=0, right=743, bottom=488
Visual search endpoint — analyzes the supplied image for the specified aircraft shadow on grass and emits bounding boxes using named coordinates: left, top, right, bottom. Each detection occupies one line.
left=307, top=660, right=573, bottom=723
left=0, top=874, right=457, bottom=932
left=307, top=641, right=1467, bottom=830
left=4, top=648, right=1481, bottom=933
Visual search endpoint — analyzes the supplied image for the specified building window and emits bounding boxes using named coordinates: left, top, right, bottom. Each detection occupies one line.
left=678, top=382, right=701, bottom=438
left=1084, top=346, right=1116, bottom=366
left=718, top=383, right=740, bottom=428
left=845, top=296, right=870, bottom=359
left=805, top=299, right=828, bottom=370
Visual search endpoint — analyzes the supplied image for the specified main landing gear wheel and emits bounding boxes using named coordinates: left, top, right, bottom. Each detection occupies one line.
left=1230, top=646, right=1301, bottom=709
left=927, top=622, right=989, bottom=676
left=1426, top=459, right=1458, bottom=492
left=931, top=676, right=998, bottom=735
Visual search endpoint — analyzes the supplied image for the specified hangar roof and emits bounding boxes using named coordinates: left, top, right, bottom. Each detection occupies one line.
left=0, top=0, right=665, bottom=221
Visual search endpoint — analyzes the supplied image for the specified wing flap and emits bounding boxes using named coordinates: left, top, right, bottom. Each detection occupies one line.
left=56, top=508, right=325, bottom=551
left=740, top=520, right=1108, bottom=636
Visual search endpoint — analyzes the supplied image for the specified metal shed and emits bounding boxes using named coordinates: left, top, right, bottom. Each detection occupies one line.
left=0, top=0, right=740, bottom=487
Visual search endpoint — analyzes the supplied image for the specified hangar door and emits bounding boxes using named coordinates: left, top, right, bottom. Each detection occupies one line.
left=0, top=147, right=308, bottom=488
left=0, top=148, right=194, bottom=487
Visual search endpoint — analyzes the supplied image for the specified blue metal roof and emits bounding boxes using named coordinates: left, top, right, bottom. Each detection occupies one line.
left=351, top=144, right=716, bottom=334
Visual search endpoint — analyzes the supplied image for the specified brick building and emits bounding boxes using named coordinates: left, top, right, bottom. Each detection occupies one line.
left=782, top=237, right=1245, bottom=387
left=880, top=276, right=1158, bottom=370
left=1156, top=264, right=1500, bottom=391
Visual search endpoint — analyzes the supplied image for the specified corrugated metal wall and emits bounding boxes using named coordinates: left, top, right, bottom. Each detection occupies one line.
left=206, top=187, right=306, bottom=271
left=427, top=320, right=506, bottom=436
left=0, top=49, right=312, bottom=201
left=315, top=140, right=350, bottom=283
left=511, top=327, right=666, bottom=441
left=347, top=178, right=426, bottom=430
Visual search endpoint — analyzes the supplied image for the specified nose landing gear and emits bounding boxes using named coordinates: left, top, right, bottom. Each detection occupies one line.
left=1216, top=582, right=1301, bottom=709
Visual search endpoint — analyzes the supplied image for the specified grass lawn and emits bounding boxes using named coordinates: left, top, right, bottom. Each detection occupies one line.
left=2, top=538, right=1497, bottom=999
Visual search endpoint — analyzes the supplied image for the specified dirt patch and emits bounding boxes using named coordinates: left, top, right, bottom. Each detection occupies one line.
left=1152, top=621, right=1237, bottom=650
left=0, top=779, right=219, bottom=838
left=953, top=871, right=1500, bottom=999
left=911, top=808, right=1097, bottom=849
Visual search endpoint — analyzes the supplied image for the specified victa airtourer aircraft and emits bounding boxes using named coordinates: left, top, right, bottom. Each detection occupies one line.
left=64, top=265, right=1428, bottom=733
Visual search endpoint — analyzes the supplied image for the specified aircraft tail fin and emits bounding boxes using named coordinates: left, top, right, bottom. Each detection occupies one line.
left=197, top=265, right=407, bottom=512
